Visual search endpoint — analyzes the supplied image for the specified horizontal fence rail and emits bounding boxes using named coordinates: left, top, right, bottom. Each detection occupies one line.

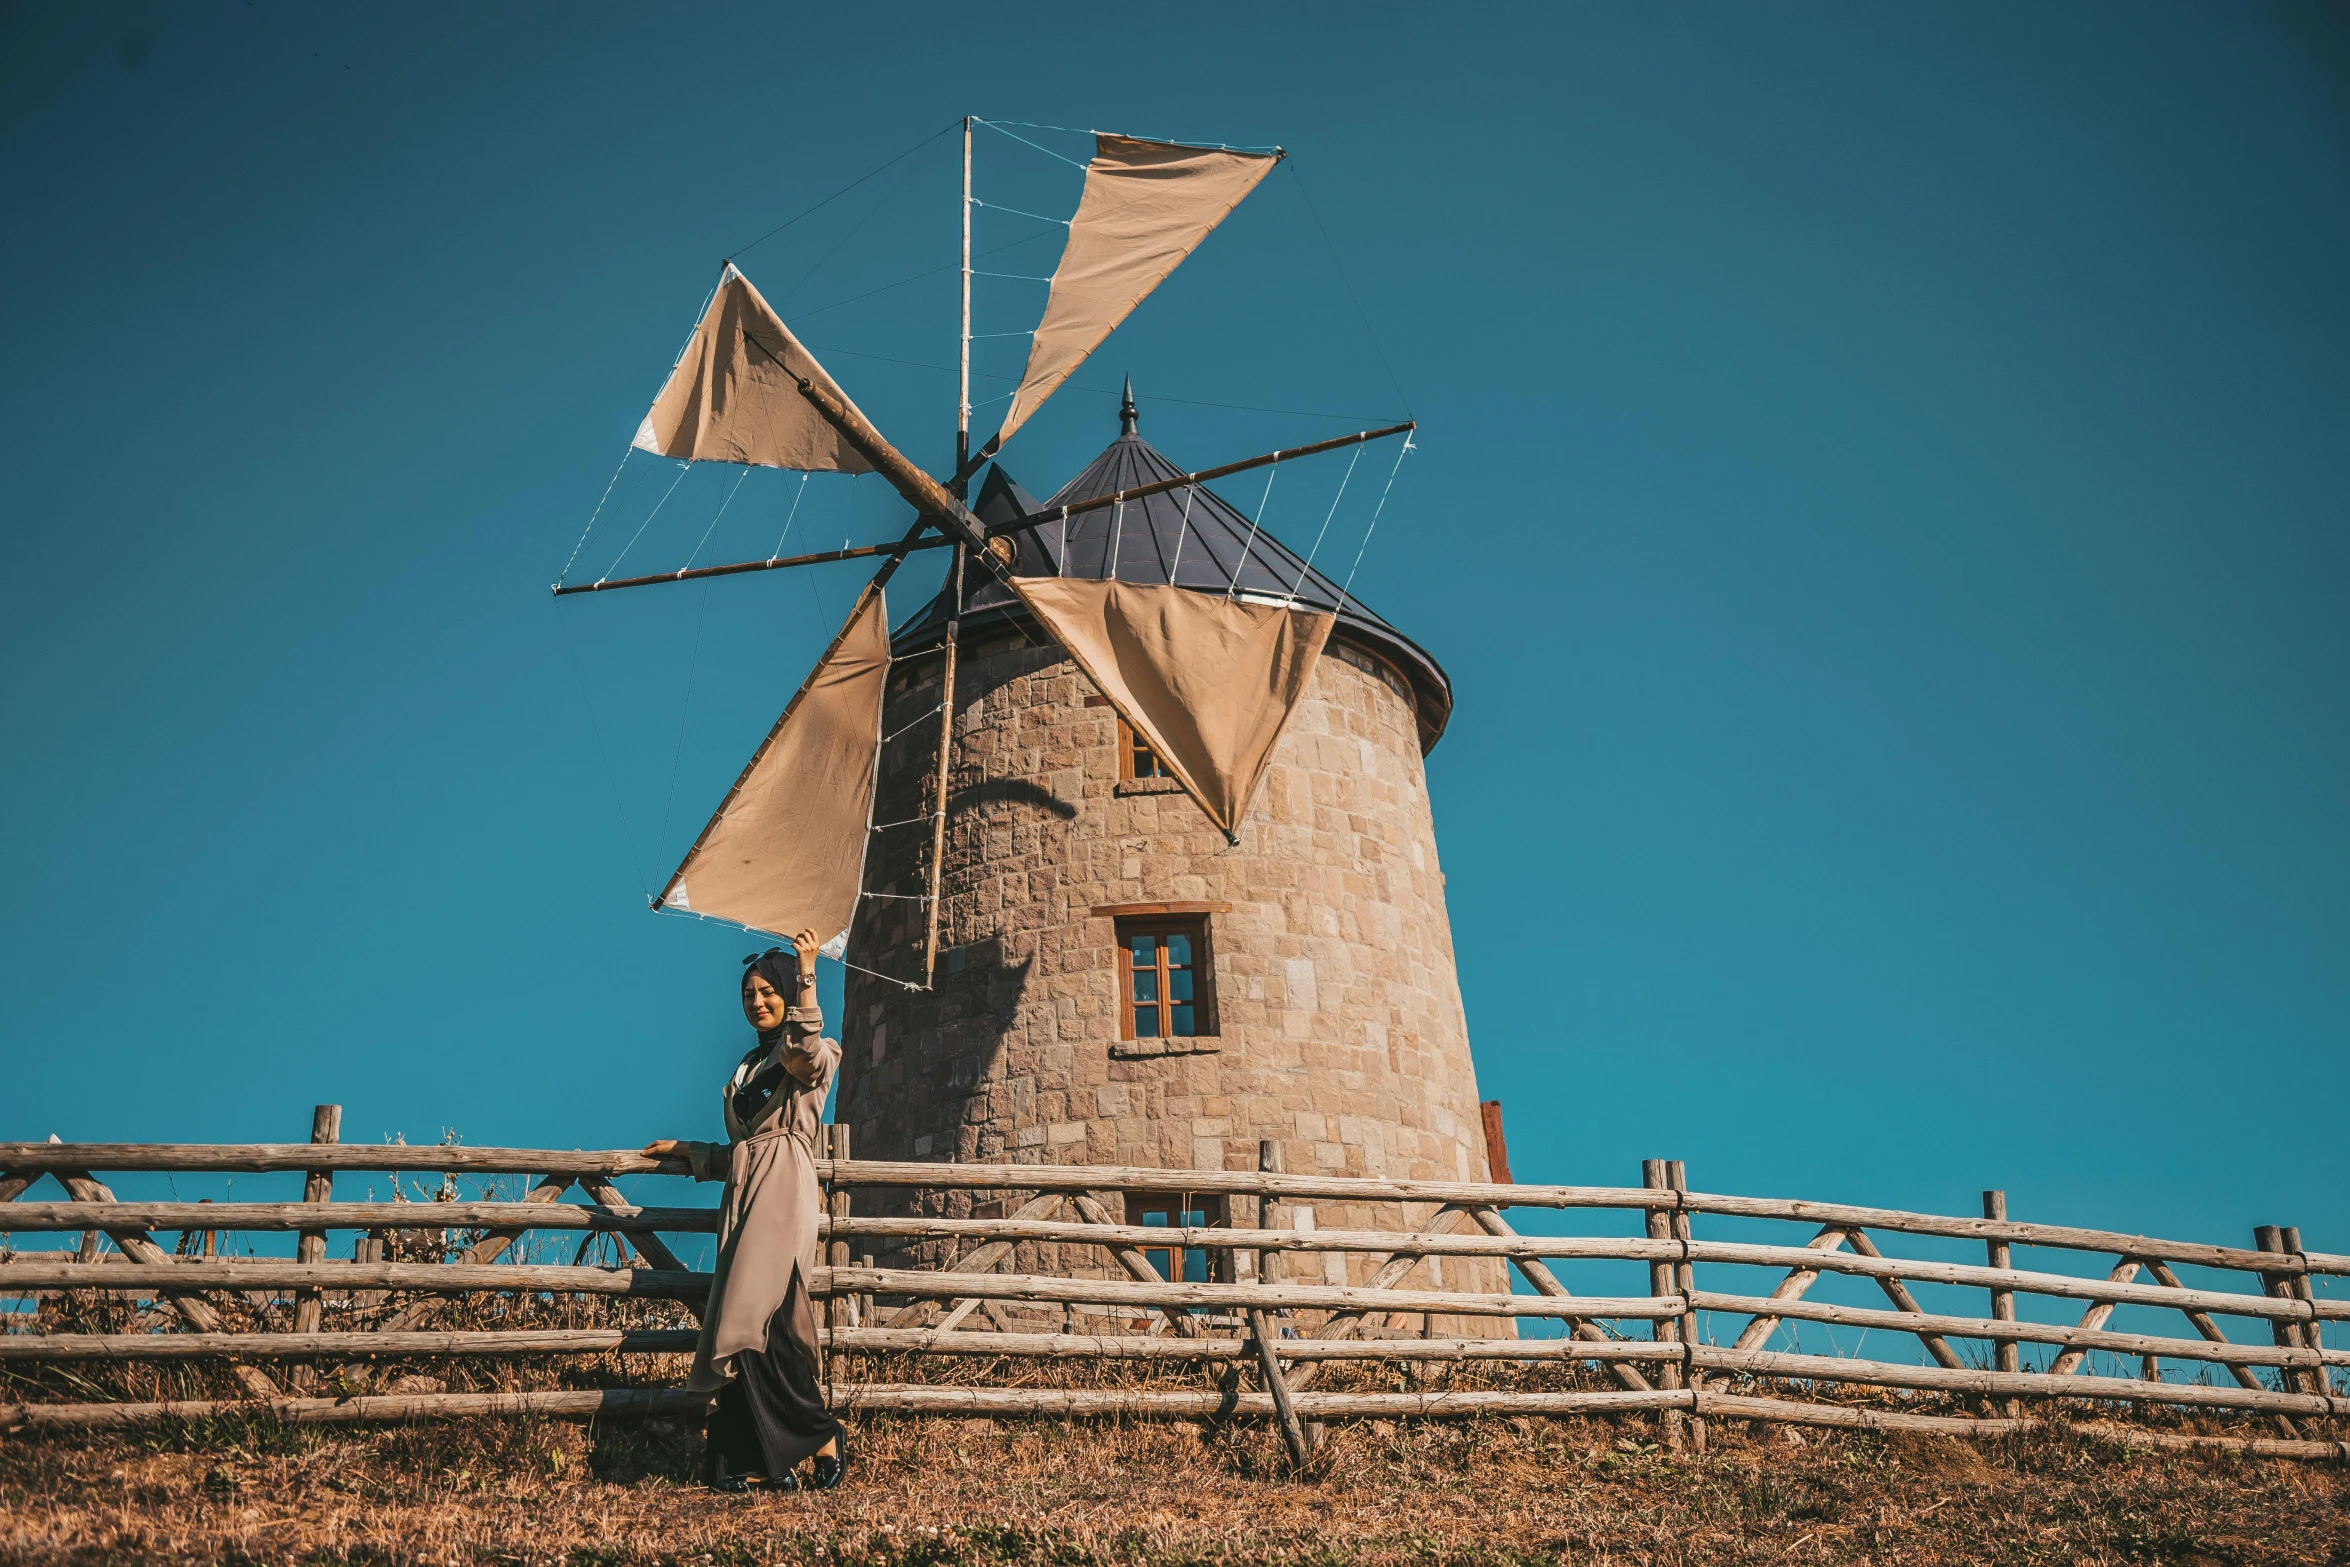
left=1, top=1123, right=2342, bottom=1462
left=2, top=1202, right=719, bottom=1235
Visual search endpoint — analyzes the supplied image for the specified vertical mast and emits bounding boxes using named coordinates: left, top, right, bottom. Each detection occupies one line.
left=957, top=115, right=973, bottom=487
left=927, top=115, right=974, bottom=988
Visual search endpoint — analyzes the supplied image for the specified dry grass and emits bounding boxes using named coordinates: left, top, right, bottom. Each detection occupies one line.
left=6, top=1283, right=2341, bottom=1564
left=3, top=1382, right=2343, bottom=1566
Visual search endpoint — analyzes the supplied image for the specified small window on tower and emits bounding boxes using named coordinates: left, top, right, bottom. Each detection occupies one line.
left=1118, top=715, right=1171, bottom=781
left=1116, top=915, right=1214, bottom=1040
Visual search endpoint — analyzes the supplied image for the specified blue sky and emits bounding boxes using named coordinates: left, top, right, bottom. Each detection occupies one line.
left=3, top=3, right=2345, bottom=1268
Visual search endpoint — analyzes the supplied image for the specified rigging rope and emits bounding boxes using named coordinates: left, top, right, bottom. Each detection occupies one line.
left=803, top=340, right=1391, bottom=422
left=977, top=117, right=1283, bottom=155
left=834, top=950, right=922, bottom=991
left=729, top=121, right=957, bottom=262
left=976, top=119, right=1091, bottom=171
left=770, top=472, right=812, bottom=560
left=558, top=447, right=635, bottom=588
left=1287, top=442, right=1361, bottom=604
left=881, top=705, right=945, bottom=746
left=776, top=142, right=938, bottom=313
left=599, top=462, right=691, bottom=585
left=789, top=229, right=1059, bottom=325
left=647, top=901, right=924, bottom=991
left=1169, top=485, right=1198, bottom=584
left=681, top=467, right=750, bottom=576
left=1338, top=435, right=1415, bottom=608
left=1288, top=161, right=1414, bottom=420
left=970, top=198, right=1070, bottom=227
left=1227, top=462, right=1279, bottom=599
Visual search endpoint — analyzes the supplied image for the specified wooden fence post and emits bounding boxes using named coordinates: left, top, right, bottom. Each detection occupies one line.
left=1257, top=1141, right=1283, bottom=1286
left=1643, top=1159, right=1684, bottom=1449
left=293, top=1107, right=341, bottom=1322
left=1667, top=1160, right=1703, bottom=1452
left=1984, top=1190, right=2021, bottom=1417
left=827, top=1125, right=851, bottom=1389
left=1247, top=1307, right=1311, bottom=1470
left=2277, top=1228, right=2326, bottom=1401
left=1228, top=1156, right=1258, bottom=1288
left=2257, top=1225, right=2322, bottom=1399
left=1256, top=1139, right=1322, bottom=1449
left=291, top=1105, right=342, bottom=1387
left=2254, top=1227, right=2295, bottom=1396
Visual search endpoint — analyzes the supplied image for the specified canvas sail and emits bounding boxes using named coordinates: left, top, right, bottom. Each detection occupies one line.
left=994, top=136, right=1281, bottom=447
left=655, top=585, right=890, bottom=953
left=633, top=265, right=878, bottom=473
left=1010, top=578, right=1332, bottom=838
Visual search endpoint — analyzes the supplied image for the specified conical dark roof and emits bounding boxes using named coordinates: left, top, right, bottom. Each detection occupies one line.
left=896, top=392, right=1451, bottom=751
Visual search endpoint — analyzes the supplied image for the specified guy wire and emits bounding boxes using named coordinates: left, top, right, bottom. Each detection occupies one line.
left=730, top=121, right=957, bottom=262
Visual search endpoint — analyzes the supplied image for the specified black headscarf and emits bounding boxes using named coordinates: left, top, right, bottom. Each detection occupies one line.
left=742, top=946, right=800, bottom=1016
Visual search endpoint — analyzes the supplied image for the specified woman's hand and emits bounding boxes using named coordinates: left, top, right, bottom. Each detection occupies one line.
left=642, top=1139, right=688, bottom=1159
left=791, top=927, right=820, bottom=991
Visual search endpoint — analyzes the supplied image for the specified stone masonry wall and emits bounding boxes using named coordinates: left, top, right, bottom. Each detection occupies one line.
left=839, top=620, right=1505, bottom=1318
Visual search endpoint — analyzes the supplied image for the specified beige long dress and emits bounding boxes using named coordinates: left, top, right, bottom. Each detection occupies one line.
left=682, top=1003, right=840, bottom=1393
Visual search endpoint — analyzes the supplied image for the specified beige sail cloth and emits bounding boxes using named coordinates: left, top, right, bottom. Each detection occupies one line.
left=633, top=265, right=876, bottom=473
left=994, top=135, right=1280, bottom=446
left=682, top=1005, right=840, bottom=1391
left=655, top=586, right=889, bottom=954
left=1011, top=578, right=1333, bottom=837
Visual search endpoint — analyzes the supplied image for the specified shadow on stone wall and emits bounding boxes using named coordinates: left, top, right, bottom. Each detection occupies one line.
left=949, top=776, right=1079, bottom=822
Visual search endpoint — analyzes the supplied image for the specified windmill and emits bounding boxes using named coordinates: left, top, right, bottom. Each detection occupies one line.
left=555, top=120, right=1415, bottom=990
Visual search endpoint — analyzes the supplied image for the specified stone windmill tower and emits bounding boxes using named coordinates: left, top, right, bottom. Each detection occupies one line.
left=840, top=387, right=1501, bottom=1300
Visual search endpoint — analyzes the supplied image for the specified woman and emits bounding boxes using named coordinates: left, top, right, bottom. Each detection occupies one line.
left=645, top=929, right=847, bottom=1493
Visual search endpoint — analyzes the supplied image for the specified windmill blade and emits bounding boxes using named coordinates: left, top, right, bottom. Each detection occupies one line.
left=1008, top=577, right=1333, bottom=843
left=994, top=135, right=1282, bottom=448
left=634, top=265, right=880, bottom=474
left=577, top=264, right=998, bottom=601
left=656, top=582, right=894, bottom=952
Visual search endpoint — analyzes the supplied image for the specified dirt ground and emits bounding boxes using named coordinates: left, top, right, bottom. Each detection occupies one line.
left=2, top=1407, right=2343, bottom=1566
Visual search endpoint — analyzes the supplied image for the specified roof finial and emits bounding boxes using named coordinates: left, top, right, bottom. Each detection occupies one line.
left=1119, top=374, right=1138, bottom=437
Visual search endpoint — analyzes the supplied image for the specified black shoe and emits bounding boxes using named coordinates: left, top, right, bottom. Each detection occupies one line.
left=701, top=1449, right=752, bottom=1494
left=808, top=1446, right=848, bottom=1492
left=747, top=1468, right=800, bottom=1493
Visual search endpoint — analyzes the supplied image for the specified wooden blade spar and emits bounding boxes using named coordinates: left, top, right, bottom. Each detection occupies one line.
left=552, top=536, right=953, bottom=597
left=554, top=422, right=1415, bottom=598
left=985, top=422, right=1415, bottom=543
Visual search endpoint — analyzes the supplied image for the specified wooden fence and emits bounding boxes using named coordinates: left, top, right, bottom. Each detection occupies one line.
left=2, top=1114, right=2343, bottom=1464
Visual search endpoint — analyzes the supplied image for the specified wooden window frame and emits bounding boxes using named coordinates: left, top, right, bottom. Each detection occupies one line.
left=1117, top=714, right=1172, bottom=781
left=1126, top=1191, right=1230, bottom=1285
left=1115, top=914, right=1215, bottom=1041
